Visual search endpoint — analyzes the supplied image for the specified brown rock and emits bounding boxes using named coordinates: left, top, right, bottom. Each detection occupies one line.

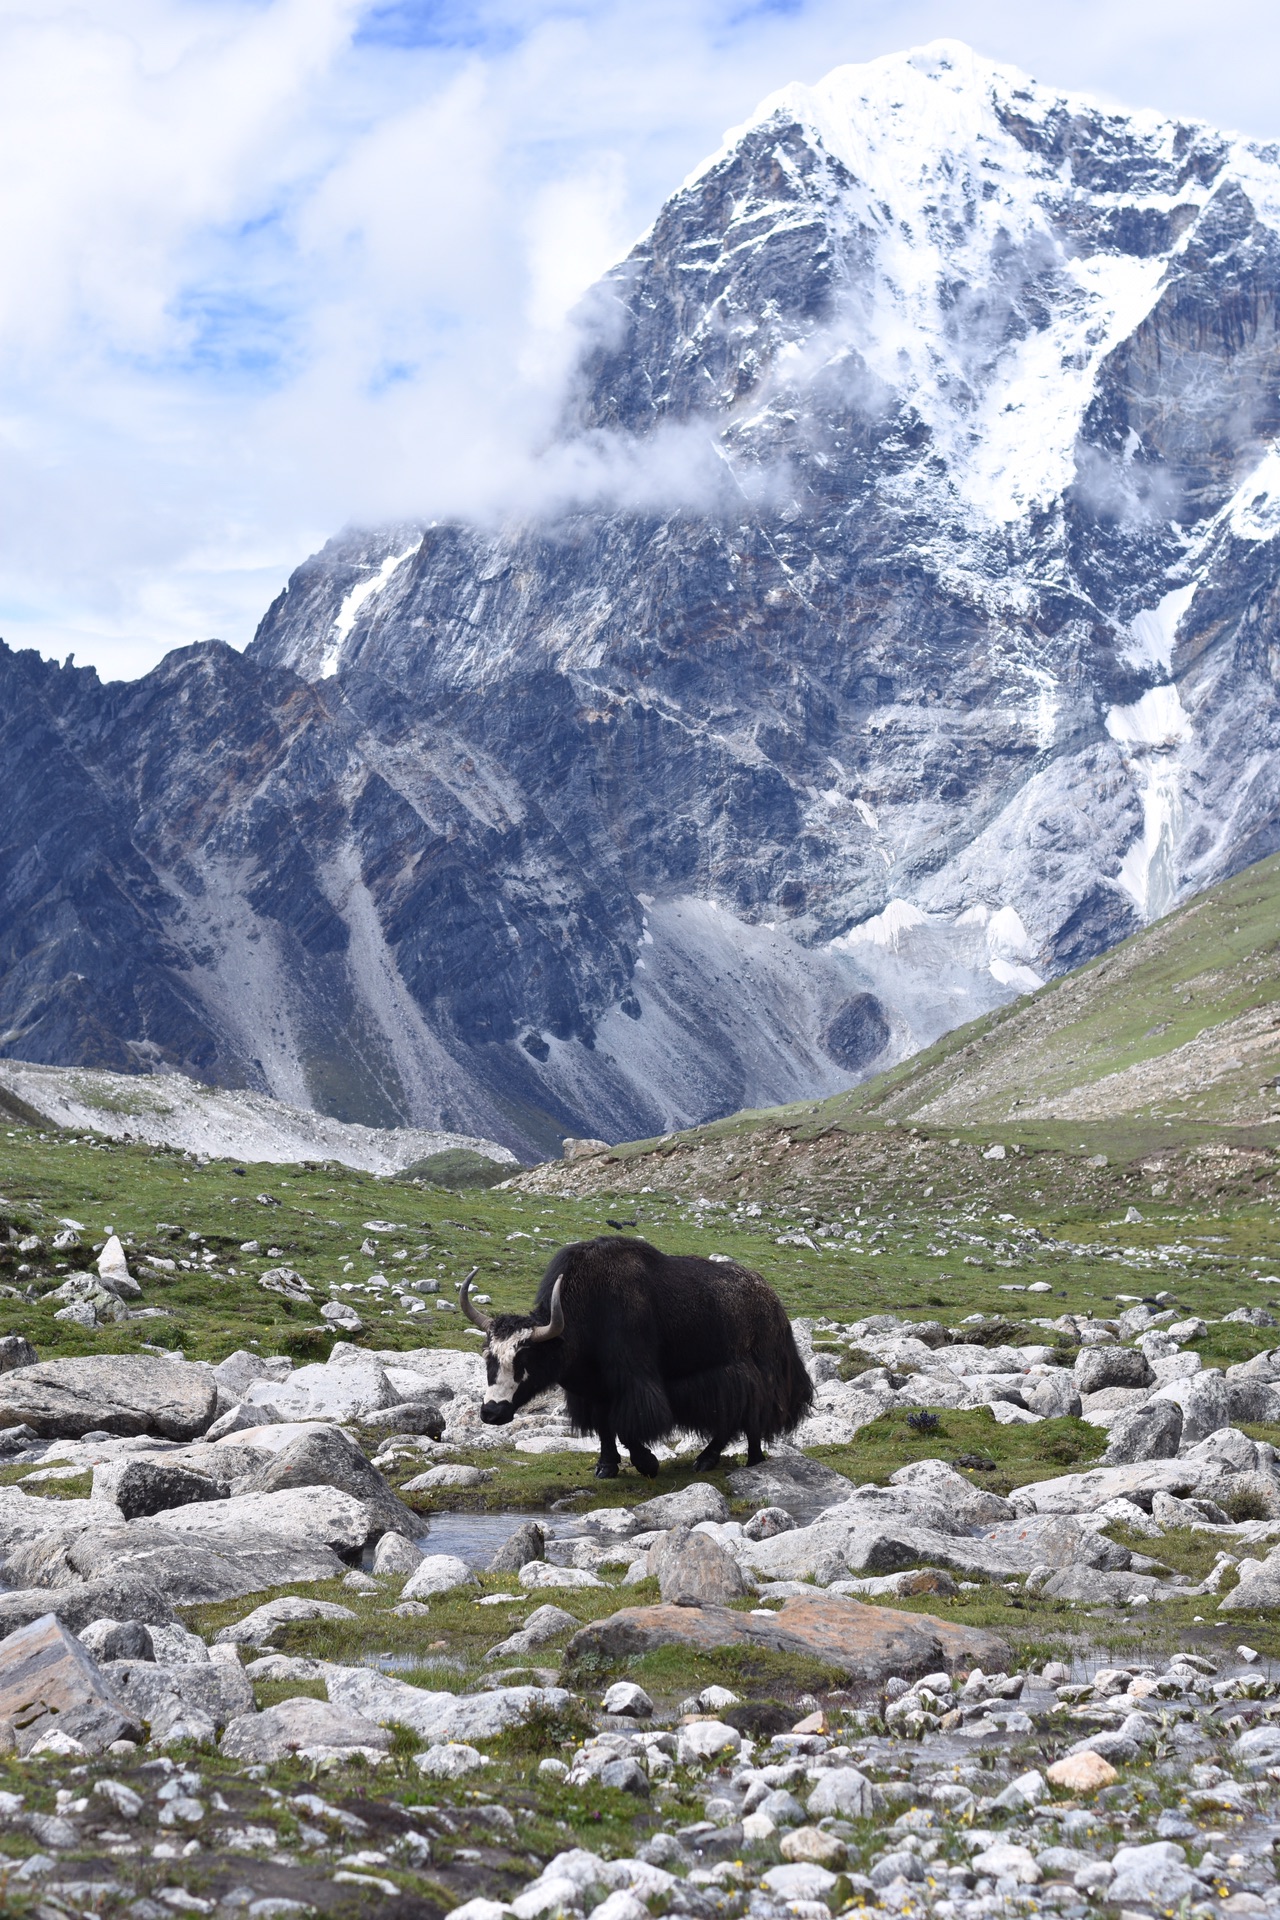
left=0, top=1613, right=143, bottom=1754
left=1046, top=1752, right=1118, bottom=1793
left=652, top=1528, right=751, bottom=1607
left=565, top=1594, right=1009, bottom=1690
left=894, top=1568, right=959, bottom=1597
left=792, top=1709, right=827, bottom=1734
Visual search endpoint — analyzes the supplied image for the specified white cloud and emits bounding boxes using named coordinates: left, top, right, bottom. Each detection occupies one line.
left=1, top=0, right=1279, bottom=679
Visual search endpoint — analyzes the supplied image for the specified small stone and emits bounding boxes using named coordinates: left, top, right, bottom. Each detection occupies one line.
left=371, top=1532, right=424, bottom=1576
left=760, top=1863, right=836, bottom=1901
left=401, top=1554, right=479, bottom=1599
left=416, top=1742, right=487, bottom=1778
left=805, top=1767, right=876, bottom=1820
left=1046, top=1752, right=1118, bottom=1793
left=602, top=1681, right=653, bottom=1718
left=742, top=1507, right=796, bottom=1541
left=676, top=1720, right=741, bottom=1764
left=631, top=1483, right=729, bottom=1529
left=487, top=1521, right=546, bottom=1572
left=993, top=1768, right=1045, bottom=1810
left=970, top=1842, right=1040, bottom=1884
left=780, top=1827, right=847, bottom=1868
left=599, top=1757, right=649, bottom=1796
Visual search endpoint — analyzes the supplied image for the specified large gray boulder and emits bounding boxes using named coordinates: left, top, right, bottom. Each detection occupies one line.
left=1102, top=1398, right=1183, bottom=1465
left=1074, top=1348, right=1153, bottom=1395
left=6, top=1518, right=347, bottom=1606
left=1108, top=1842, right=1200, bottom=1909
left=212, top=1596, right=356, bottom=1646
left=245, top=1357, right=398, bottom=1424
left=651, top=1528, right=751, bottom=1607
left=886, top=1458, right=1014, bottom=1527
left=0, top=1612, right=144, bottom=1754
left=1023, top=1372, right=1082, bottom=1419
left=1010, top=1460, right=1204, bottom=1516
left=106, top=1656, right=254, bottom=1730
left=982, top=1514, right=1131, bottom=1572
left=357, top=1401, right=446, bottom=1438
left=92, top=1458, right=227, bottom=1520
left=1218, top=1546, right=1280, bottom=1610
left=0, top=1356, right=216, bottom=1439
left=1151, top=1370, right=1229, bottom=1447
left=234, top=1425, right=416, bottom=1537
left=1226, top=1379, right=1280, bottom=1424
left=325, top=1665, right=571, bottom=1744
left=631, top=1483, right=728, bottom=1529
left=221, top=1695, right=391, bottom=1762
left=0, top=1577, right=177, bottom=1637
left=1227, top=1349, right=1280, bottom=1385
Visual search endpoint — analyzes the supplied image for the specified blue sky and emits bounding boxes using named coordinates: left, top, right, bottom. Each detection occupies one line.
left=1, top=0, right=1278, bottom=679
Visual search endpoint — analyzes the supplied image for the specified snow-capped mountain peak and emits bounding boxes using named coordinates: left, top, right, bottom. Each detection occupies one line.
left=4, top=45, right=1280, bottom=1159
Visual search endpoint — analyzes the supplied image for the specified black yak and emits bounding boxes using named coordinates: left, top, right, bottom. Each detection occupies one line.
left=461, top=1234, right=813, bottom=1478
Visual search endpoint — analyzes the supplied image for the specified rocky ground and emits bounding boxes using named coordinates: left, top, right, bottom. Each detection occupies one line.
left=3, top=1125, right=1280, bottom=1919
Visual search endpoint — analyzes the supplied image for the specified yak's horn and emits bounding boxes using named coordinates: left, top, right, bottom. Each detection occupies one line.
left=459, top=1268, right=490, bottom=1331
left=528, top=1274, right=565, bottom=1343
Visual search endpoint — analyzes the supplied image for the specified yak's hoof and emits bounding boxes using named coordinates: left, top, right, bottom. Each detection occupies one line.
left=745, top=1443, right=765, bottom=1466
left=694, top=1445, right=723, bottom=1470
left=595, top=1458, right=620, bottom=1479
left=630, top=1446, right=660, bottom=1478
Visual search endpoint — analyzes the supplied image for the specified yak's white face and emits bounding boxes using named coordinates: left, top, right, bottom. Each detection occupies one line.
left=481, top=1329, right=536, bottom=1424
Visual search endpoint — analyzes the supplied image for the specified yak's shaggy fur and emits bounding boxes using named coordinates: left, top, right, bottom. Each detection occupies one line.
left=477, top=1234, right=813, bottom=1477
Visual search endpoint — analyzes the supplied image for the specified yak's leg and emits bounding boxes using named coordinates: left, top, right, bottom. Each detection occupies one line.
left=624, top=1439, right=660, bottom=1478
left=595, top=1428, right=621, bottom=1479
left=744, top=1432, right=766, bottom=1466
left=694, top=1433, right=731, bottom=1470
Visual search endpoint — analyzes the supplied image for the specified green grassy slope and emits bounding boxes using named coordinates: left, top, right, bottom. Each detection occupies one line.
left=580, top=849, right=1280, bottom=1174
left=842, top=849, right=1280, bottom=1136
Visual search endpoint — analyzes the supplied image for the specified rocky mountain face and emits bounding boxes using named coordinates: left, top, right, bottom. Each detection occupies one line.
left=4, top=41, right=1280, bottom=1160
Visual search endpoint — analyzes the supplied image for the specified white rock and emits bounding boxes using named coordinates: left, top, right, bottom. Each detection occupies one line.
left=511, top=1877, right=581, bottom=1920
left=587, top=1895, right=647, bottom=1920
left=602, top=1682, right=653, bottom=1718
left=518, top=1562, right=604, bottom=1590
left=970, top=1842, right=1040, bottom=1884
left=247, top=1359, right=398, bottom=1423
left=416, top=1742, right=488, bottom=1777
left=760, top=1864, right=836, bottom=1900
left=372, top=1531, right=425, bottom=1575
left=676, top=1720, right=741, bottom=1765
left=213, top=1596, right=356, bottom=1646
left=401, top=1554, right=478, bottom=1599
left=325, top=1666, right=572, bottom=1745
left=145, top=1485, right=375, bottom=1553
left=806, top=1767, right=876, bottom=1819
